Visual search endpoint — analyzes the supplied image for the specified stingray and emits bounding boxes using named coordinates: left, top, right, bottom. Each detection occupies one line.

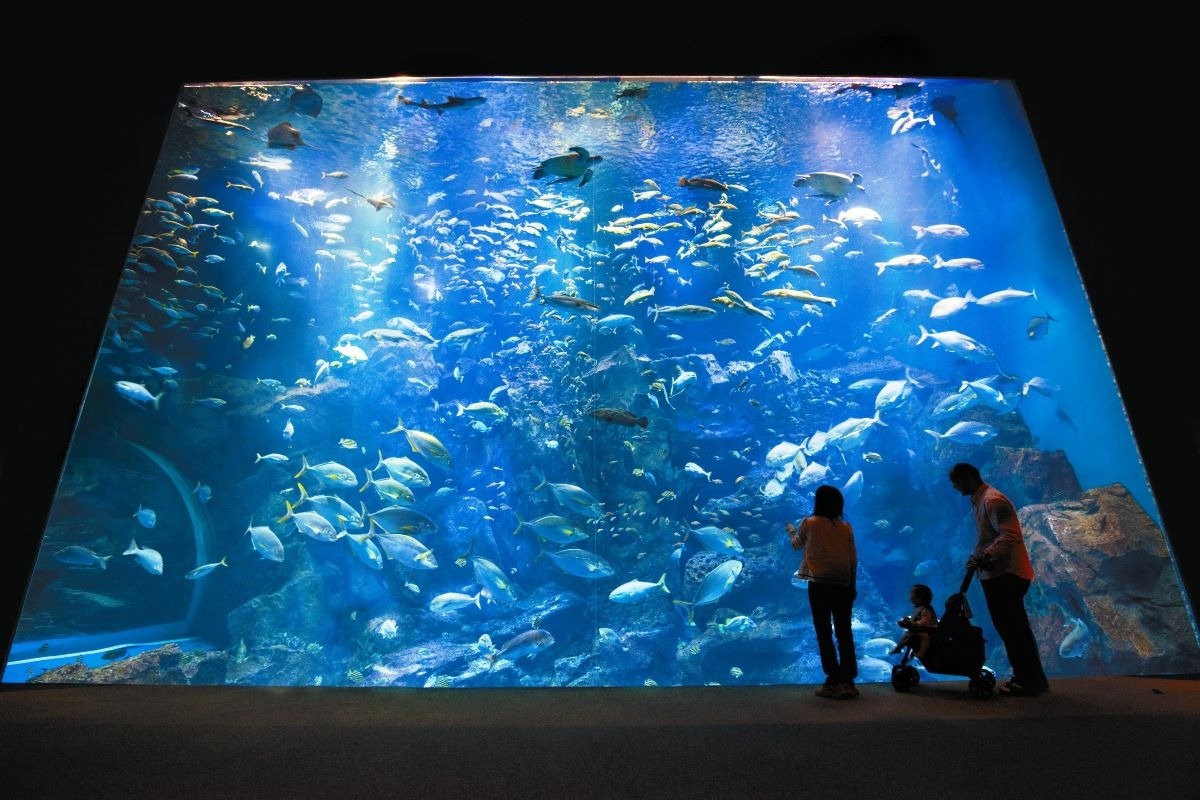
left=931, top=95, right=961, bottom=132
left=267, top=121, right=312, bottom=149
left=348, top=188, right=395, bottom=211
left=288, top=85, right=323, bottom=117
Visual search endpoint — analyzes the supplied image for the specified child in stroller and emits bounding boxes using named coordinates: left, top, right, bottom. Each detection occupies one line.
left=890, top=583, right=937, bottom=661
left=891, top=568, right=997, bottom=698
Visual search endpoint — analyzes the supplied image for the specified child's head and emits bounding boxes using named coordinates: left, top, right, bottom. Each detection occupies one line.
left=910, top=584, right=933, bottom=606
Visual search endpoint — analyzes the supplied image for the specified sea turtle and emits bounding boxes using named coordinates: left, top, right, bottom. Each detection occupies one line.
left=533, top=146, right=602, bottom=187
left=792, top=171, right=865, bottom=203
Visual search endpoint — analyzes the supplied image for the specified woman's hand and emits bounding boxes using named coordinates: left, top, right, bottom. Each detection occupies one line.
left=967, top=551, right=995, bottom=570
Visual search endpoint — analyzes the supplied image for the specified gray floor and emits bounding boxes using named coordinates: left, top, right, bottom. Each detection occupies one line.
left=2, top=675, right=1198, bottom=799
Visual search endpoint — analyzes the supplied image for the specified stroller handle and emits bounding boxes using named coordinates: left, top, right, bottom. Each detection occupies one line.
left=958, top=566, right=977, bottom=595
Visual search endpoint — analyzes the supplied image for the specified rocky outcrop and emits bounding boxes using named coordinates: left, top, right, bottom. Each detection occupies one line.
left=29, top=643, right=227, bottom=685
left=1022, top=484, right=1200, bottom=676
left=991, top=447, right=1082, bottom=508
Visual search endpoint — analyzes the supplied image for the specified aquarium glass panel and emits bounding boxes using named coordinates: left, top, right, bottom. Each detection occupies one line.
left=6, top=77, right=1198, bottom=687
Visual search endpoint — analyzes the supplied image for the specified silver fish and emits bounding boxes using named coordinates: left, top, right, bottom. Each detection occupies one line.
left=487, top=629, right=554, bottom=667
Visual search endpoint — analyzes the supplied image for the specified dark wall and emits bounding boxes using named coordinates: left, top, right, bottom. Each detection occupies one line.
left=6, top=13, right=1194, bottom=658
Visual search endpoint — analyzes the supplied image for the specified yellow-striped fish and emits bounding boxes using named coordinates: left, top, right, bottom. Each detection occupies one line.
left=385, top=418, right=452, bottom=468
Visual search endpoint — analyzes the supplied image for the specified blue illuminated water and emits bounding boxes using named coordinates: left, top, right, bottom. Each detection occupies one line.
left=7, top=77, right=1194, bottom=688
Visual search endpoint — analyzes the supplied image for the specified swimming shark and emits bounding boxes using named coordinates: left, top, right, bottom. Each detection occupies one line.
left=397, top=94, right=486, bottom=115
left=177, top=99, right=250, bottom=131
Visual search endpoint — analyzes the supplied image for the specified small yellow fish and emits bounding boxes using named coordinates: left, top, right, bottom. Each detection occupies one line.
left=242, top=334, right=255, bottom=349
left=338, top=438, right=358, bottom=449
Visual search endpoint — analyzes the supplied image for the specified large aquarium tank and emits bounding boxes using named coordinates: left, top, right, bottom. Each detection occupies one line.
left=6, top=76, right=1198, bottom=688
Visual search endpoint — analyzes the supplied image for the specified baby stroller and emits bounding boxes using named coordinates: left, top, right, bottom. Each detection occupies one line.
left=891, top=567, right=997, bottom=698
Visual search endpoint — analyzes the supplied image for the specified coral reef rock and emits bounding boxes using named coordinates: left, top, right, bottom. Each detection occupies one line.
left=1022, top=484, right=1200, bottom=675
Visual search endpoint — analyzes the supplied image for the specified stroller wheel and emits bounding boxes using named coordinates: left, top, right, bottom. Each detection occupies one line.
left=970, top=669, right=996, bottom=699
left=891, top=664, right=919, bottom=692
